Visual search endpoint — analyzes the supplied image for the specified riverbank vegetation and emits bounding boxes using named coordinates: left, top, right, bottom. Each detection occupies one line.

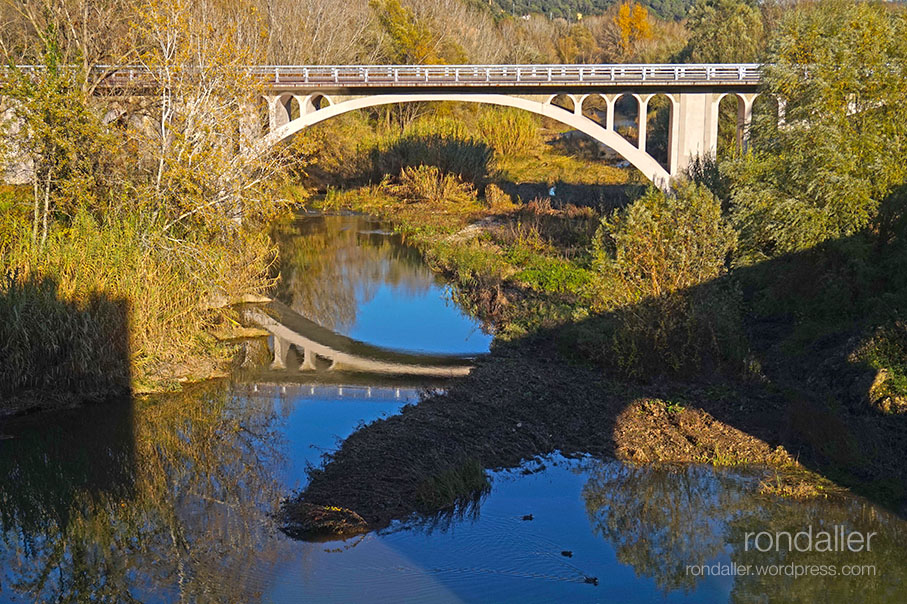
left=0, top=0, right=709, bottom=411
left=0, top=0, right=307, bottom=408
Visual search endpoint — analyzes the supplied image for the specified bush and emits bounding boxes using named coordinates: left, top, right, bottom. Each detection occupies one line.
left=371, top=135, right=493, bottom=185
left=595, top=182, right=737, bottom=304
left=591, top=182, right=745, bottom=377
left=685, top=154, right=732, bottom=210
left=390, top=165, right=476, bottom=205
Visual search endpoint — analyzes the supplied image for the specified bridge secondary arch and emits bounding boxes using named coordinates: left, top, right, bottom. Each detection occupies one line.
left=261, top=92, right=673, bottom=189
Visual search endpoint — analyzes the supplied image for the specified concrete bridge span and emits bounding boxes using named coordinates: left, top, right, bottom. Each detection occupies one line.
left=95, top=63, right=766, bottom=189
left=250, top=64, right=764, bottom=189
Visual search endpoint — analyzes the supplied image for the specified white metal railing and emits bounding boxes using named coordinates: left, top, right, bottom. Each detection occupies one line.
left=89, top=63, right=762, bottom=88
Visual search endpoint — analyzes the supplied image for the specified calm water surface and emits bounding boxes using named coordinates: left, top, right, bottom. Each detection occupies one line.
left=1, top=213, right=904, bottom=603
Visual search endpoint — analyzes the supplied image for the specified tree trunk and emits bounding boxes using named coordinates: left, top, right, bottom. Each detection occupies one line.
left=31, top=177, right=40, bottom=247
left=40, top=168, right=52, bottom=248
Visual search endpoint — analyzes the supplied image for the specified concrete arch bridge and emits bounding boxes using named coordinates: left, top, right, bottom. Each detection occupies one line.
left=97, top=63, right=769, bottom=189
left=254, top=64, right=766, bottom=190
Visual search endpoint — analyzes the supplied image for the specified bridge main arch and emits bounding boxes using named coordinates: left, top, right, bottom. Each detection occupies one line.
left=259, top=93, right=672, bottom=189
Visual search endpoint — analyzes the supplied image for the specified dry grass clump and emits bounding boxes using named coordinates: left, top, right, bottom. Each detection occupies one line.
left=476, top=106, right=541, bottom=156
left=390, top=165, right=477, bottom=205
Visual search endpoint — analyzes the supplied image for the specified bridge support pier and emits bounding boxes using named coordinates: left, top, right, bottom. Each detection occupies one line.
left=270, top=336, right=289, bottom=370
left=300, top=347, right=317, bottom=371
left=671, top=93, right=721, bottom=175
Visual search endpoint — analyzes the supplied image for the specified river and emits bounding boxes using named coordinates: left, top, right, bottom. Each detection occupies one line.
left=0, top=212, right=904, bottom=603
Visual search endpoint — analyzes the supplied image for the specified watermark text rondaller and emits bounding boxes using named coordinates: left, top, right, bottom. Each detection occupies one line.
left=744, top=525, right=877, bottom=553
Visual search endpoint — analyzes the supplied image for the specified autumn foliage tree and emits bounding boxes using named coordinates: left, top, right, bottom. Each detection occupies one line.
left=613, top=1, right=653, bottom=59
left=131, top=0, right=296, bottom=237
left=369, top=0, right=466, bottom=64
left=2, top=33, right=120, bottom=248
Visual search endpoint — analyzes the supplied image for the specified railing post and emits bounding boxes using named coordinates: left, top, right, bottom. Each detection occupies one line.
left=303, top=67, right=309, bottom=83
left=275, top=67, right=280, bottom=84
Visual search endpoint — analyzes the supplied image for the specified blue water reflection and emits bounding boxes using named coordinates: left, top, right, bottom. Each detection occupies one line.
left=274, top=213, right=492, bottom=355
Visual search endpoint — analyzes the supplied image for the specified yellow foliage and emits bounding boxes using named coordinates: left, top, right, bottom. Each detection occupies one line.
left=614, top=1, right=653, bottom=58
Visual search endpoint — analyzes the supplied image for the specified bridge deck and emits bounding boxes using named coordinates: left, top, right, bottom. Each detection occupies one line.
left=93, top=63, right=762, bottom=91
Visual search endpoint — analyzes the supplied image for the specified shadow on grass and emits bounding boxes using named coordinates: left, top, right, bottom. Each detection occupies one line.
left=0, top=272, right=131, bottom=416
left=309, top=130, right=644, bottom=212
left=286, top=215, right=907, bottom=533
left=0, top=273, right=132, bottom=415
left=497, top=181, right=644, bottom=212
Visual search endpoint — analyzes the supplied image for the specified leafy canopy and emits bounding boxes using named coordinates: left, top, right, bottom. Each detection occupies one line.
left=730, top=0, right=907, bottom=262
left=681, top=0, right=764, bottom=63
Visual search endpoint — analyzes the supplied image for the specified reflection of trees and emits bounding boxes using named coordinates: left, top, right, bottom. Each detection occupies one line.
left=583, top=463, right=754, bottom=592
left=582, top=462, right=907, bottom=601
left=273, top=215, right=435, bottom=331
left=0, top=382, right=291, bottom=602
left=726, top=499, right=907, bottom=603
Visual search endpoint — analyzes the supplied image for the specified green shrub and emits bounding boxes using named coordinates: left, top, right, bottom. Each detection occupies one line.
left=855, top=322, right=907, bottom=399
left=595, top=182, right=737, bottom=304
left=591, top=182, right=745, bottom=377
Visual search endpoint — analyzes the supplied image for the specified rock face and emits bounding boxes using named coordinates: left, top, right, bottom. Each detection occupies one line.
left=1, top=105, right=34, bottom=185
left=280, top=502, right=370, bottom=540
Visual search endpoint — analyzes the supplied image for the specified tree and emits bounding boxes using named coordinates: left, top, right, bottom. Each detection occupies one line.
left=613, top=1, right=653, bottom=59
left=369, top=0, right=465, bottom=64
left=2, top=34, right=118, bottom=248
left=132, top=0, right=294, bottom=236
left=0, top=0, right=136, bottom=94
left=730, top=0, right=907, bottom=262
left=555, top=23, right=601, bottom=63
left=681, top=0, right=764, bottom=63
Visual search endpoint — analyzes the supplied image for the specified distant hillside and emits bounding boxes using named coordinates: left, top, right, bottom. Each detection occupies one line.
left=476, top=0, right=695, bottom=21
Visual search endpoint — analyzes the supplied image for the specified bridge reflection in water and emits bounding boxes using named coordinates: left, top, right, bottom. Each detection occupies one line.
left=243, top=300, right=482, bottom=379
